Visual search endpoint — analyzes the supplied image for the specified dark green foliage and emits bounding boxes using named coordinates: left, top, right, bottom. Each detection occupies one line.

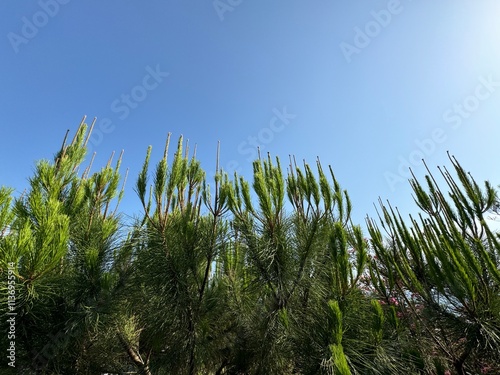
left=1, top=119, right=128, bottom=374
left=367, top=154, right=500, bottom=375
left=2, top=124, right=499, bottom=375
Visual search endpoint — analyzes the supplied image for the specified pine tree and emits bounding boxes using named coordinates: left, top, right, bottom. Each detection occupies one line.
left=0, top=118, right=130, bottom=374
left=223, top=154, right=407, bottom=374
left=367, top=154, right=500, bottom=374
left=122, top=135, right=232, bottom=374
left=4, top=121, right=499, bottom=375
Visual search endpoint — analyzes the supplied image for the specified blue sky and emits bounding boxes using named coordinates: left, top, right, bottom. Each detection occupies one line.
left=2, top=0, right=500, bottom=226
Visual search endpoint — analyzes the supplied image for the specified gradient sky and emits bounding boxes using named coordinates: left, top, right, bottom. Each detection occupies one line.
left=2, top=0, right=500, bottom=226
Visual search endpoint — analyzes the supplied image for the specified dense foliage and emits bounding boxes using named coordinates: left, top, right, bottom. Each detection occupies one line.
left=1, top=121, right=499, bottom=374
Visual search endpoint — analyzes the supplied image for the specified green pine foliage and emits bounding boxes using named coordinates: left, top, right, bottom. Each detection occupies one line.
left=1, top=123, right=499, bottom=375
left=367, top=154, right=500, bottom=375
left=1, top=119, right=128, bottom=373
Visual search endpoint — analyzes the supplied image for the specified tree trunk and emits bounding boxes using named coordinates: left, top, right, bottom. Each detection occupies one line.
left=118, top=334, right=152, bottom=375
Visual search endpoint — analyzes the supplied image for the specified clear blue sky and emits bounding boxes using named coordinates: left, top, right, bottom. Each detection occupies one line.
left=2, top=0, right=500, bottom=226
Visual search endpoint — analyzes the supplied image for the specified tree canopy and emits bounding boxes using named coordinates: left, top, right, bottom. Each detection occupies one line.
left=1, top=121, right=499, bottom=375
